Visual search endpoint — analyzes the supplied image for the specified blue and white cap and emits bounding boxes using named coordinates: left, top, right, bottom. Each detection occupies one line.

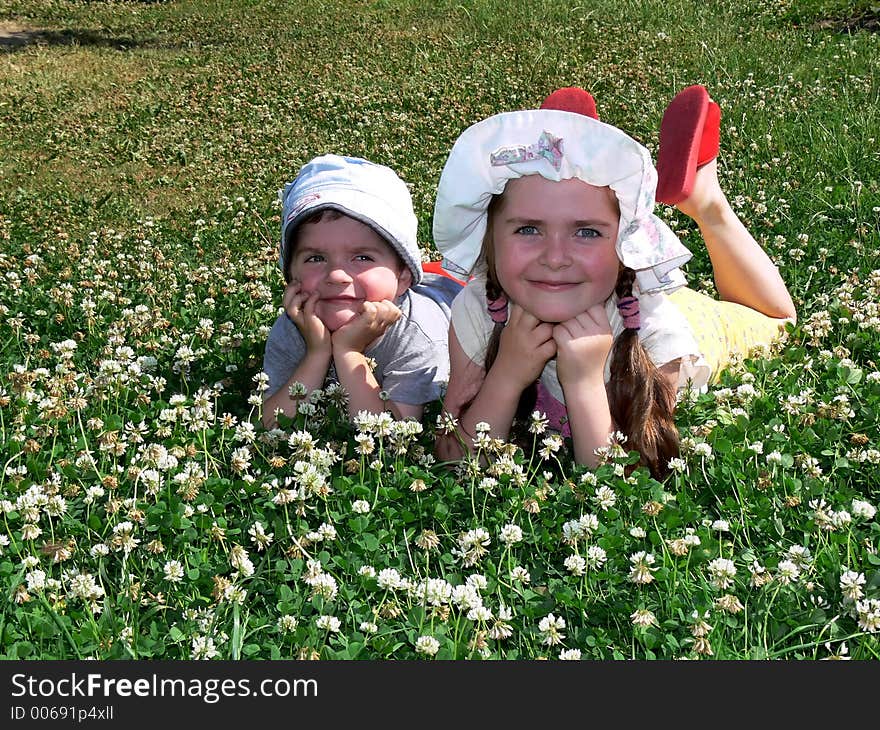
left=280, top=154, right=422, bottom=284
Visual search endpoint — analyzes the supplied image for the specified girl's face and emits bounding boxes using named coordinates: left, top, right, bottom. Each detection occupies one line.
left=491, top=175, right=620, bottom=323
left=289, top=213, right=411, bottom=332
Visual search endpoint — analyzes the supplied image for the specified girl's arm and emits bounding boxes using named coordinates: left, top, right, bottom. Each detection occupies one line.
left=437, top=305, right=556, bottom=460
left=553, top=304, right=615, bottom=468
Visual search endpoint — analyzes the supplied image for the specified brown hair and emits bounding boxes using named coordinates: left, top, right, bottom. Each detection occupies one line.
left=606, top=267, right=680, bottom=478
left=478, top=194, right=537, bottom=423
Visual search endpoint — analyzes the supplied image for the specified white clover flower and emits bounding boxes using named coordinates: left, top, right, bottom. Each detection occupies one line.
left=415, top=635, right=440, bottom=656
left=840, top=570, right=865, bottom=602
left=852, top=499, right=876, bottom=521
left=707, top=557, right=737, bottom=590
left=467, top=605, right=493, bottom=622
left=377, top=568, right=404, bottom=591
left=310, top=573, right=338, bottom=601
left=248, top=521, right=274, bottom=552
left=229, top=544, right=254, bottom=578
left=855, top=599, right=880, bottom=633
left=416, top=578, right=453, bottom=607
left=580, top=471, right=598, bottom=487
left=559, top=648, right=582, bottom=660
left=316, top=615, right=341, bottom=633
left=277, top=615, right=299, bottom=634
left=631, top=608, right=658, bottom=627
left=359, top=621, right=378, bottom=634
left=564, top=554, right=587, bottom=576
left=450, top=584, right=483, bottom=611
left=748, top=441, right=764, bottom=454
left=163, top=560, right=185, bottom=583
left=766, top=450, right=784, bottom=464
left=499, top=523, right=523, bottom=546
left=352, top=499, right=371, bottom=514
left=585, top=545, right=607, bottom=569
left=776, top=559, right=800, bottom=585
left=25, top=569, right=47, bottom=592
left=693, top=442, right=713, bottom=458
left=466, top=574, right=488, bottom=591
left=593, top=486, right=616, bottom=510
left=628, top=551, right=657, bottom=585
left=538, top=613, right=566, bottom=646
left=510, top=566, right=531, bottom=583
left=191, top=635, right=219, bottom=660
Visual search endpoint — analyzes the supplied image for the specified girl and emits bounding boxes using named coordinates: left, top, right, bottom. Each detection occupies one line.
left=433, top=86, right=796, bottom=478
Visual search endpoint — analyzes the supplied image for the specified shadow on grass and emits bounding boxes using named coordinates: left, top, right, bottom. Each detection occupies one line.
left=813, top=7, right=880, bottom=33
left=0, top=24, right=166, bottom=52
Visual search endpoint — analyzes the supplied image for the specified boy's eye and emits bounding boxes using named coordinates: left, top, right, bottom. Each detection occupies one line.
left=354, top=254, right=374, bottom=262
left=303, top=254, right=325, bottom=263
left=514, top=225, right=539, bottom=236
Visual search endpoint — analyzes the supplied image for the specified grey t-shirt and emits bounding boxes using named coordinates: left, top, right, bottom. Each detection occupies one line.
left=262, top=273, right=462, bottom=405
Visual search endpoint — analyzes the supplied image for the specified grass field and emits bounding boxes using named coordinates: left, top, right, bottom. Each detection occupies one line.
left=1, top=0, right=879, bottom=659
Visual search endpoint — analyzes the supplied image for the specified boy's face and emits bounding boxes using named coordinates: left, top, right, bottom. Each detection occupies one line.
left=289, top=213, right=412, bottom=332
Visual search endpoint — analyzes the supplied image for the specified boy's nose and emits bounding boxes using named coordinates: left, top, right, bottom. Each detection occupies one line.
left=326, top=266, right=353, bottom=284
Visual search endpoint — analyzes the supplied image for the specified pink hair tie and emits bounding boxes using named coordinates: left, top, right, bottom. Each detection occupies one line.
left=487, top=294, right=509, bottom=324
left=617, top=295, right=640, bottom=330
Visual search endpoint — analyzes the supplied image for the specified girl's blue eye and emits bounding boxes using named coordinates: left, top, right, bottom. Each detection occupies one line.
left=576, top=227, right=601, bottom=239
left=514, top=225, right=539, bottom=235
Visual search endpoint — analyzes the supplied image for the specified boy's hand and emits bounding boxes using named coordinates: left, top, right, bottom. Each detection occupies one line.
left=493, top=302, right=557, bottom=389
left=331, top=299, right=401, bottom=354
left=284, top=283, right=331, bottom=354
left=553, top=303, right=613, bottom=387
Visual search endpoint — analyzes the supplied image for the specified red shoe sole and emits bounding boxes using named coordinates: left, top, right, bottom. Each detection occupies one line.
left=422, top=260, right=467, bottom=286
left=540, top=87, right=599, bottom=120
left=655, top=85, right=720, bottom=205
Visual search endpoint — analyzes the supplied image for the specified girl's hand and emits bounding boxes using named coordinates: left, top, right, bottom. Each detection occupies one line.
left=553, top=303, right=613, bottom=387
left=284, top=283, right=331, bottom=354
left=494, top=302, right=557, bottom=389
left=331, top=299, right=401, bottom=355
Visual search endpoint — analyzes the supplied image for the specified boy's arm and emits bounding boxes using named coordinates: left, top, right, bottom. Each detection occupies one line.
left=332, top=299, right=415, bottom=419
left=332, top=349, right=422, bottom=420
left=261, top=286, right=332, bottom=429
left=261, top=349, right=332, bottom=429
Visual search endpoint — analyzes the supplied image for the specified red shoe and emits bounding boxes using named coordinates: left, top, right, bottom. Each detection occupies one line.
left=540, top=87, right=599, bottom=120
left=655, top=85, right=721, bottom=205
left=422, top=260, right=467, bottom=286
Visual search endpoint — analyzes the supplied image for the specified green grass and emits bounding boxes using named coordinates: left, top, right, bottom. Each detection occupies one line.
left=0, top=0, right=879, bottom=660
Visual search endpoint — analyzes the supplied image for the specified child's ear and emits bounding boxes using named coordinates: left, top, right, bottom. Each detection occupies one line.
left=395, top=265, right=413, bottom=297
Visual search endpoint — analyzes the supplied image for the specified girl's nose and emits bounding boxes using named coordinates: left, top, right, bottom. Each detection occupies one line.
left=539, top=235, right=571, bottom=269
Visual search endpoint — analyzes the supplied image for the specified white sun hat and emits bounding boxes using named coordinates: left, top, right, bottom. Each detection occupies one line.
left=280, top=154, right=422, bottom=284
left=432, top=109, right=692, bottom=294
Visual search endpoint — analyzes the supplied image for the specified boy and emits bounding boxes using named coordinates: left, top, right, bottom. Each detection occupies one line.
left=261, top=154, right=461, bottom=428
